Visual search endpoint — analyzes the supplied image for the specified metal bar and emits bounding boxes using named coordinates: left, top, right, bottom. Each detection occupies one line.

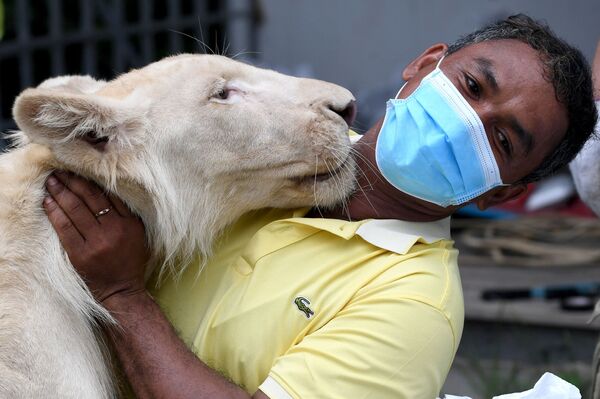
left=168, top=0, right=183, bottom=53
left=0, top=2, right=251, bottom=124
left=94, top=0, right=121, bottom=71
left=0, top=16, right=239, bottom=57
left=192, top=0, right=204, bottom=40
left=0, top=12, right=239, bottom=54
left=119, top=6, right=141, bottom=66
left=112, top=0, right=125, bottom=72
left=140, top=0, right=154, bottom=63
left=49, top=0, right=65, bottom=75
left=0, top=6, right=247, bottom=56
left=227, top=0, right=251, bottom=59
left=15, top=0, right=33, bottom=87
left=248, top=0, right=260, bottom=60
left=81, top=0, right=97, bottom=75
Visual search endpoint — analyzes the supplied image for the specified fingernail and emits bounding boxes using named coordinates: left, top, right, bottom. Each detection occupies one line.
left=43, top=196, right=54, bottom=205
left=47, top=176, right=59, bottom=186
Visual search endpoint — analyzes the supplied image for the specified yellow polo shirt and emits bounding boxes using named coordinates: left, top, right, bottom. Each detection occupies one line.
left=149, top=208, right=464, bottom=399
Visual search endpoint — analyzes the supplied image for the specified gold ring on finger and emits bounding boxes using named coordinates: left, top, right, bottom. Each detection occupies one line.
left=94, top=207, right=112, bottom=218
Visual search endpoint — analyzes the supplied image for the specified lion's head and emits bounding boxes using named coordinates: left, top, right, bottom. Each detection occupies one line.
left=13, top=54, right=357, bottom=268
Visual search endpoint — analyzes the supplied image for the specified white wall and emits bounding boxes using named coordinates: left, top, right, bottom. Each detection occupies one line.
left=257, top=0, right=600, bottom=95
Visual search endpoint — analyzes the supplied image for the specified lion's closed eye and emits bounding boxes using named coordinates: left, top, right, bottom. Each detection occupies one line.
left=208, top=79, right=231, bottom=102
left=209, top=83, right=242, bottom=104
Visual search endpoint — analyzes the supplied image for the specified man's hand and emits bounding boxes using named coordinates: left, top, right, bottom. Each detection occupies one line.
left=42, top=171, right=261, bottom=399
left=42, top=171, right=270, bottom=399
left=43, top=171, right=150, bottom=303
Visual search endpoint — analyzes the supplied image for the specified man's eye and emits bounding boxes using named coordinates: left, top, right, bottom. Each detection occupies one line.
left=496, top=129, right=511, bottom=155
left=465, top=74, right=480, bottom=98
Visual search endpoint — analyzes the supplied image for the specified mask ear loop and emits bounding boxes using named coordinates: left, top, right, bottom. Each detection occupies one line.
left=395, top=54, right=447, bottom=99
left=435, top=55, right=445, bottom=70
left=394, top=82, right=408, bottom=99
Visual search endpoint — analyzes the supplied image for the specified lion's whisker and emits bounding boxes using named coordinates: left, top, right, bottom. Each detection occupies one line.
left=313, top=154, right=325, bottom=218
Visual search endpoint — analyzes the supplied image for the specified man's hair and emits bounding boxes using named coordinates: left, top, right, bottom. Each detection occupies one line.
left=447, top=14, right=597, bottom=184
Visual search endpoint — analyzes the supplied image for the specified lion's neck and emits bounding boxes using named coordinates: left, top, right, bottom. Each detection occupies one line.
left=119, top=158, right=248, bottom=280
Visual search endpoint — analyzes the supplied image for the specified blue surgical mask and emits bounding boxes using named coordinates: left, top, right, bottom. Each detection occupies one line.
left=375, top=57, right=506, bottom=207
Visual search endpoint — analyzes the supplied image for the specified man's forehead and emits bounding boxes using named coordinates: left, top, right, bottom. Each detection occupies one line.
left=451, top=39, right=542, bottom=68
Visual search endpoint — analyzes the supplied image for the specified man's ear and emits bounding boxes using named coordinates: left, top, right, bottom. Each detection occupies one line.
left=402, top=43, right=448, bottom=81
left=13, top=86, right=144, bottom=152
left=474, top=184, right=528, bottom=211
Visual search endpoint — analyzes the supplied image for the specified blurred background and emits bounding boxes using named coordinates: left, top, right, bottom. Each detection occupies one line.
left=2, top=0, right=600, bottom=397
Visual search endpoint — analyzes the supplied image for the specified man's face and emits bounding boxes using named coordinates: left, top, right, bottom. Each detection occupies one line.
left=399, top=39, right=568, bottom=184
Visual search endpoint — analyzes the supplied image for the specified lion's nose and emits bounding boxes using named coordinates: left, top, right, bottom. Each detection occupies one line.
left=328, top=100, right=357, bottom=127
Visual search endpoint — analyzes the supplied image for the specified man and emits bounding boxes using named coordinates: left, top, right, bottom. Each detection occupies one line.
left=43, top=15, right=596, bottom=399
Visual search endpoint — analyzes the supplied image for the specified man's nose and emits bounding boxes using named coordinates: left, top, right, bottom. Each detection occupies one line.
left=471, top=101, right=494, bottom=127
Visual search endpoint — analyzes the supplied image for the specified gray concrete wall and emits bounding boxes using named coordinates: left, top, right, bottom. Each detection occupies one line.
left=256, top=0, right=600, bottom=95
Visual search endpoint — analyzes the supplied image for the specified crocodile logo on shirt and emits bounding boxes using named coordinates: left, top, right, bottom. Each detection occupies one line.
left=294, top=296, right=314, bottom=319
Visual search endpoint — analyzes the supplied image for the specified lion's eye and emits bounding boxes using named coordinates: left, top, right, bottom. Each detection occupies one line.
left=216, top=88, right=229, bottom=100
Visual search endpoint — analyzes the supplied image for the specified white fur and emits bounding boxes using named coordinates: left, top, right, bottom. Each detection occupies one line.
left=1, top=54, right=356, bottom=398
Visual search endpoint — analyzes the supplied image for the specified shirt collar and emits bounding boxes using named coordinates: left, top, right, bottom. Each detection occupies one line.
left=355, top=218, right=451, bottom=254
left=286, top=210, right=451, bottom=255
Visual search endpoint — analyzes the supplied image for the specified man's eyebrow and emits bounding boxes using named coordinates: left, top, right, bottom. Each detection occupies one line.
left=474, top=57, right=498, bottom=93
left=508, top=116, right=534, bottom=155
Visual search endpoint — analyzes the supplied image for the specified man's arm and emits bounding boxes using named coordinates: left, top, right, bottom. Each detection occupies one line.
left=43, top=171, right=268, bottom=399
left=103, top=291, right=268, bottom=399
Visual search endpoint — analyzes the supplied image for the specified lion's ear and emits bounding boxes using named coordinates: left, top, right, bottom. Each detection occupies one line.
left=13, top=87, right=144, bottom=152
left=36, top=75, right=107, bottom=94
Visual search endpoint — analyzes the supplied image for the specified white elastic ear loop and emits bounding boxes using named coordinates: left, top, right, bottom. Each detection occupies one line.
left=394, top=82, right=408, bottom=99
left=435, top=55, right=445, bottom=70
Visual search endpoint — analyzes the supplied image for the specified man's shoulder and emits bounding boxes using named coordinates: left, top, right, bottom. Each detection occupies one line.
left=365, top=238, right=463, bottom=330
left=217, top=208, right=303, bottom=245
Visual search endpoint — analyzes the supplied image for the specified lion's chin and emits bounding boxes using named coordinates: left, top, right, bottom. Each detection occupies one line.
left=286, top=157, right=356, bottom=208
left=290, top=156, right=352, bottom=185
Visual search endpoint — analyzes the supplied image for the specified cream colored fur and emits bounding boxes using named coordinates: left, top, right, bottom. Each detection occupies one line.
left=1, top=54, right=356, bottom=398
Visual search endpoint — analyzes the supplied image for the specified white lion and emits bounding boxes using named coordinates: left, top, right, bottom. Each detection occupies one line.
left=0, top=54, right=357, bottom=398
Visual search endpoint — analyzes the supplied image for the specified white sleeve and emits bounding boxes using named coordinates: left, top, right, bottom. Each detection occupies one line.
left=570, top=101, right=600, bottom=216
left=259, top=376, right=293, bottom=399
